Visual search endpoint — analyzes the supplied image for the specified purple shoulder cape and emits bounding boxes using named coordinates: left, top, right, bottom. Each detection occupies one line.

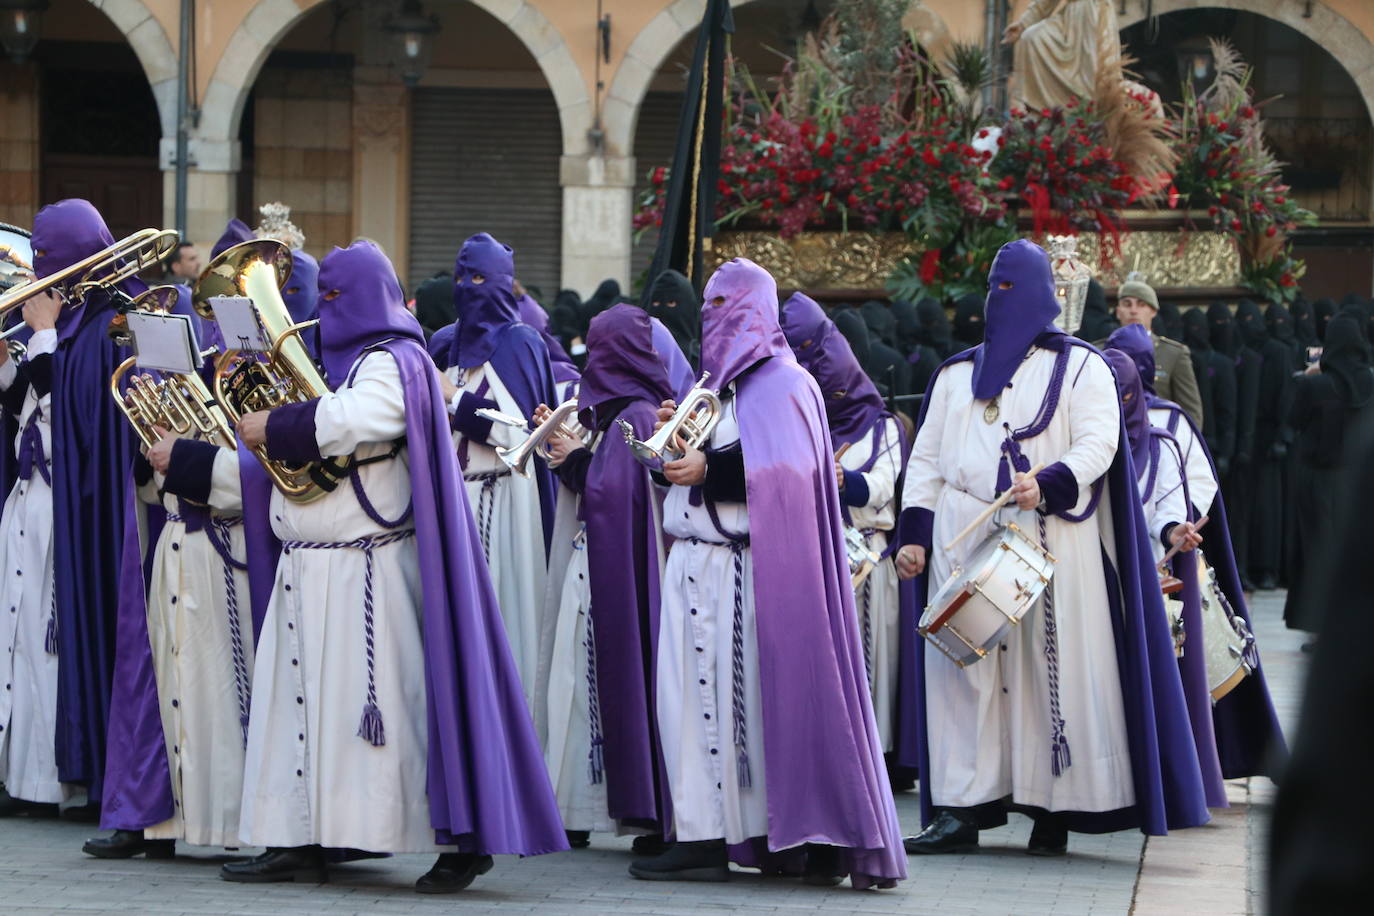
left=582, top=400, right=669, bottom=828
left=1151, top=400, right=1286, bottom=777
left=376, top=338, right=566, bottom=854
left=482, top=323, right=559, bottom=555
left=735, top=357, right=906, bottom=889
left=51, top=290, right=138, bottom=797
left=899, top=338, right=1210, bottom=835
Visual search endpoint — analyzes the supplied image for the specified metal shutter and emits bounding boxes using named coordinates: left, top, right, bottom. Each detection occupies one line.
left=408, top=88, right=562, bottom=295
left=630, top=91, right=686, bottom=292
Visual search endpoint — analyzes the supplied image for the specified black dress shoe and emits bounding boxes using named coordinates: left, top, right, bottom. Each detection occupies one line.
left=415, top=853, right=493, bottom=894
left=631, top=835, right=670, bottom=857
left=82, top=830, right=176, bottom=860
left=802, top=843, right=844, bottom=887
left=60, top=801, right=101, bottom=823
left=903, top=810, right=979, bottom=855
left=629, top=838, right=729, bottom=882
left=565, top=830, right=591, bottom=848
left=1027, top=816, right=1068, bottom=857
left=0, top=788, right=59, bottom=818
left=220, top=847, right=327, bottom=883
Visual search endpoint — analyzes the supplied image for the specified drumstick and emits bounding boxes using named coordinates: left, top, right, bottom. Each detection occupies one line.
left=834, top=442, right=852, bottom=462
left=1159, top=515, right=1209, bottom=566
left=944, top=462, right=1047, bottom=552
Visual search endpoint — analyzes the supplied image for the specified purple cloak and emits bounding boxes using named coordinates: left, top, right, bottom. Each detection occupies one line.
left=899, top=334, right=1211, bottom=835
left=650, top=316, right=695, bottom=401
left=33, top=200, right=141, bottom=798
left=780, top=292, right=888, bottom=447
left=701, top=259, right=905, bottom=888
left=1108, top=324, right=1286, bottom=778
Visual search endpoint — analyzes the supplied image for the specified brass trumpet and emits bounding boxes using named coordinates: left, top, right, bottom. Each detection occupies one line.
left=618, top=371, right=722, bottom=468
left=108, top=286, right=235, bottom=451
left=193, top=238, right=347, bottom=503
left=475, top=399, right=584, bottom=478
left=0, top=227, right=180, bottom=342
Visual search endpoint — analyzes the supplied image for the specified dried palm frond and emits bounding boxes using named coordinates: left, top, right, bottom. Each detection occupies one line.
left=1096, top=31, right=1176, bottom=201
left=1203, top=38, right=1247, bottom=110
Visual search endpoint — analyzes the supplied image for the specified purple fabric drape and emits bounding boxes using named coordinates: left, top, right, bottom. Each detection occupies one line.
left=650, top=317, right=694, bottom=401
left=780, top=292, right=888, bottom=447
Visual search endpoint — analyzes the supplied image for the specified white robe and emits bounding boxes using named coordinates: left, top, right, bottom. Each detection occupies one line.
left=141, top=450, right=254, bottom=847
left=0, top=330, right=67, bottom=803
left=840, top=416, right=904, bottom=753
left=657, top=396, right=770, bottom=844
left=240, top=350, right=437, bottom=852
left=902, top=346, right=1135, bottom=814
left=538, top=430, right=664, bottom=835
left=1136, top=435, right=1188, bottom=566
left=1148, top=406, right=1216, bottom=517
left=447, top=363, right=547, bottom=704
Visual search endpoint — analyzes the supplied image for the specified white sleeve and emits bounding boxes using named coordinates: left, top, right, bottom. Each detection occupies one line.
left=207, top=447, right=244, bottom=513
left=312, top=351, right=407, bottom=457
left=1149, top=440, right=1188, bottom=548
left=0, top=358, right=15, bottom=392
left=1177, top=420, right=1219, bottom=515
left=856, top=416, right=904, bottom=512
left=25, top=329, right=57, bottom=357
left=1058, top=350, right=1121, bottom=489
left=901, top=370, right=949, bottom=512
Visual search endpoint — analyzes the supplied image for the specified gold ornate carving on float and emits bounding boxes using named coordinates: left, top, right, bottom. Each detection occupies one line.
left=709, top=226, right=1242, bottom=291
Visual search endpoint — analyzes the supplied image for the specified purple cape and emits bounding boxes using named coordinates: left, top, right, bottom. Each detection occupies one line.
left=1108, top=322, right=1287, bottom=776
left=899, top=336, right=1211, bottom=835
left=33, top=200, right=139, bottom=796
left=650, top=316, right=695, bottom=401
left=211, top=218, right=253, bottom=259
left=972, top=239, right=1061, bottom=400
left=780, top=292, right=888, bottom=447
left=518, top=292, right=578, bottom=377
left=702, top=258, right=906, bottom=888
left=283, top=249, right=320, bottom=362
left=1103, top=348, right=1154, bottom=480
left=577, top=305, right=671, bottom=427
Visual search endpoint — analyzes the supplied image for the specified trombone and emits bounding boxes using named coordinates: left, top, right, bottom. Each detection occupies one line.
left=476, top=399, right=584, bottom=478
left=0, top=228, right=180, bottom=341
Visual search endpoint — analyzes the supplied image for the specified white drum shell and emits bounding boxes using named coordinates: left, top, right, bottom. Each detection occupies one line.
left=1197, top=557, right=1253, bottom=701
left=919, top=523, right=1056, bottom=667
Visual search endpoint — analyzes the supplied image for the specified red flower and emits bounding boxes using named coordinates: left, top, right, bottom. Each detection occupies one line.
left=818, top=143, right=833, bottom=158
left=921, top=148, right=939, bottom=167
left=919, top=249, right=941, bottom=284
left=998, top=176, right=1015, bottom=191
left=652, top=166, right=666, bottom=185
left=1230, top=218, right=1242, bottom=231
left=761, top=199, right=774, bottom=210
left=1280, top=274, right=1296, bottom=287
left=1266, top=225, right=1277, bottom=237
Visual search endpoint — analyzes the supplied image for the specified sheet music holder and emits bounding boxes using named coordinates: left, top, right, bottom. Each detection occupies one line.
left=207, top=295, right=272, bottom=353
left=128, top=311, right=200, bottom=376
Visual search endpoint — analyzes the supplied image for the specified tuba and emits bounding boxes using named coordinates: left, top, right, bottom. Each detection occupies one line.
left=476, top=398, right=584, bottom=478
left=193, top=238, right=348, bottom=503
left=0, top=227, right=180, bottom=343
left=108, top=285, right=236, bottom=451
left=618, top=371, right=722, bottom=469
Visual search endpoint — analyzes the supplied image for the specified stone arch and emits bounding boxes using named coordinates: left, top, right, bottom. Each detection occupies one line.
left=197, top=0, right=592, bottom=154
left=85, top=0, right=180, bottom=136
left=1118, top=0, right=1374, bottom=123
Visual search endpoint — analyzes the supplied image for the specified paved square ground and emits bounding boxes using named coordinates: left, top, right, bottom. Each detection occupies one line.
left=0, top=592, right=1300, bottom=915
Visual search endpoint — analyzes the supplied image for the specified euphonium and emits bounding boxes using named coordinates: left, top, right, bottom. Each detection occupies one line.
left=618, top=371, right=722, bottom=469
left=192, top=238, right=348, bottom=503
left=107, top=286, right=236, bottom=451
left=476, top=399, right=584, bottom=478
left=0, top=227, right=179, bottom=342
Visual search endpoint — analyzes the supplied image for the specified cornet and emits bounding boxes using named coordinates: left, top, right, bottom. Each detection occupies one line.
left=618, top=371, right=722, bottom=469
left=476, top=399, right=584, bottom=478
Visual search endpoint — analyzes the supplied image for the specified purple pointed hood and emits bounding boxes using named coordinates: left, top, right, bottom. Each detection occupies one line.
left=1104, top=347, right=1151, bottom=474
left=317, top=240, right=425, bottom=388
left=971, top=239, right=1062, bottom=400
left=650, top=316, right=695, bottom=400
left=282, top=249, right=320, bottom=325
left=1108, top=323, right=1158, bottom=395
left=577, top=304, right=672, bottom=429
left=700, top=258, right=793, bottom=389
left=211, top=218, right=254, bottom=259
left=781, top=291, right=886, bottom=447
left=450, top=232, right=519, bottom=369
left=519, top=292, right=577, bottom=376
left=31, top=199, right=144, bottom=337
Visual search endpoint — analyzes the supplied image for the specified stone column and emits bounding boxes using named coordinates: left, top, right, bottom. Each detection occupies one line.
left=560, top=153, right=635, bottom=297
left=160, top=137, right=240, bottom=247
left=351, top=80, right=412, bottom=279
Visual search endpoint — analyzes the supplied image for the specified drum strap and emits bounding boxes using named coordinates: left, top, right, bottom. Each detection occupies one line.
left=1037, top=510, right=1072, bottom=777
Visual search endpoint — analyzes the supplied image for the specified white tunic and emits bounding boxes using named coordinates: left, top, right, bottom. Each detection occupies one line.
left=656, top=395, right=769, bottom=844
left=902, top=347, right=1135, bottom=813
left=840, top=416, right=904, bottom=753
left=0, top=330, right=67, bottom=803
left=141, top=449, right=254, bottom=847
left=1136, top=436, right=1188, bottom=566
left=240, top=350, right=437, bottom=852
left=1147, top=406, right=1216, bottom=517
left=447, top=363, right=547, bottom=704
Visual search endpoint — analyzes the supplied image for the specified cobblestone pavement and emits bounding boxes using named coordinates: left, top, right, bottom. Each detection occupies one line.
left=0, top=592, right=1300, bottom=915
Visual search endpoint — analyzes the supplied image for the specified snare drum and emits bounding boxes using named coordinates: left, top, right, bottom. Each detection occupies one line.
left=919, top=522, right=1057, bottom=667
left=1196, top=555, right=1258, bottom=701
left=845, top=526, right=882, bottom=588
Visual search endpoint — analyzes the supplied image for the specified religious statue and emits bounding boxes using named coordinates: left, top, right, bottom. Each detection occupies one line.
left=1003, top=0, right=1122, bottom=111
